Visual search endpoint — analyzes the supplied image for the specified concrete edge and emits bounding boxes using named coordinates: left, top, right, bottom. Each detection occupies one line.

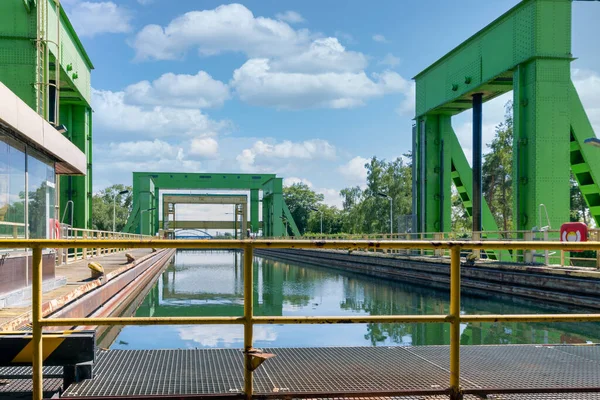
left=0, top=250, right=170, bottom=331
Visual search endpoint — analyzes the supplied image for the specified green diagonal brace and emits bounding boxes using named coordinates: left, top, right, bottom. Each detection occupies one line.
left=282, top=201, right=301, bottom=237
left=448, top=128, right=512, bottom=261
left=569, top=82, right=600, bottom=226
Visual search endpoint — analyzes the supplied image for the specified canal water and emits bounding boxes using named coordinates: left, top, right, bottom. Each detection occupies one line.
left=111, top=250, right=600, bottom=350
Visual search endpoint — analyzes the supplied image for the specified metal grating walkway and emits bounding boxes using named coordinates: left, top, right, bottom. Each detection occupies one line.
left=58, top=345, right=600, bottom=399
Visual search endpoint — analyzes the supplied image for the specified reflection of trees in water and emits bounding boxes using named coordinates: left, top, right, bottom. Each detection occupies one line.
left=339, top=276, right=600, bottom=346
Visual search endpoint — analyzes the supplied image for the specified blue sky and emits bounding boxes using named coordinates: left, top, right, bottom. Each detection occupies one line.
left=61, top=0, right=600, bottom=208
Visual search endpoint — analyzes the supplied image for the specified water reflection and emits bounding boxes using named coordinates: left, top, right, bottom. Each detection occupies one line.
left=112, top=250, right=600, bottom=350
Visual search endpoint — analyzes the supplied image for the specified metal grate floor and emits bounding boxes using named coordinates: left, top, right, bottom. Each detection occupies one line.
left=59, top=345, right=600, bottom=398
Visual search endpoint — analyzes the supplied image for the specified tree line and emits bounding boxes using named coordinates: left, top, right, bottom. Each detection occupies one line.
left=92, top=102, right=590, bottom=234
left=286, top=100, right=591, bottom=236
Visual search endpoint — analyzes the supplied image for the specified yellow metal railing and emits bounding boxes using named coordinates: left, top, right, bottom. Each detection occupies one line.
left=56, top=226, right=153, bottom=265
left=4, top=239, right=600, bottom=400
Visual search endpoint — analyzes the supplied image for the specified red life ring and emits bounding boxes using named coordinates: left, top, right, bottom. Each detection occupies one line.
left=54, top=219, right=61, bottom=239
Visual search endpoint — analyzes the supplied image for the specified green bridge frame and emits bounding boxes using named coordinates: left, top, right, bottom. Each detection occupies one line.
left=413, top=0, right=600, bottom=244
left=124, top=172, right=300, bottom=237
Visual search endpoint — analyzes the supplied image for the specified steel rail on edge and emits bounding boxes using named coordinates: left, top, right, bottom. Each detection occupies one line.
left=2, top=239, right=600, bottom=400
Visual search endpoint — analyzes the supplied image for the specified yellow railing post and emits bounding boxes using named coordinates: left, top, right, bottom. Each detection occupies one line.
left=32, top=246, right=43, bottom=400
left=449, top=246, right=462, bottom=400
left=243, top=243, right=254, bottom=399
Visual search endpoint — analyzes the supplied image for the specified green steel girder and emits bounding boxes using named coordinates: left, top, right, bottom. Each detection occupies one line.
left=414, top=0, right=599, bottom=238
left=414, top=0, right=572, bottom=118
left=124, top=172, right=299, bottom=237
left=569, top=83, right=600, bottom=227
left=0, top=0, right=93, bottom=229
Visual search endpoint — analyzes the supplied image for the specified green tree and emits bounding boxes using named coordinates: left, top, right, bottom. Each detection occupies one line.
left=307, top=205, right=344, bottom=234
left=570, top=173, right=591, bottom=225
left=283, top=183, right=324, bottom=234
left=482, top=101, right=513, bottom=232
left=92, top=184, right=132, bottom=232
left=339, top=155, right=413, bottom=234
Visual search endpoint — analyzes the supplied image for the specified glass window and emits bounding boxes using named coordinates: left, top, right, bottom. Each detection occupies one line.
left=0, top=133, right=26, bottom=238
left=27, top=149, right=56, bottom=239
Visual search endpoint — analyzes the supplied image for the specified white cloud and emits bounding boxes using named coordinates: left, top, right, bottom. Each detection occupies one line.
left=372, top=34, right=388, bottom=43
left=237, top=139, right=336, bottom=172
left=275, top=10, right=305, bottom=24
left=379, top=53, right=400, bottom=67
left=231, top=59, right=408, bottom=109
left=67, top=1, right=131, bottom=37
left=132, top=4, right=312, bottom=61
left=137, top=0, right=153, bottom=4
left=573, top=69, right=600, bottom=134
left=131, top=4, right=410, bottom=110
left=338, top=156, right=369, bottom=187
left=397, top=82, right=415, bottom=116
left=92, top=89, right=230, bottom=139
left=284, top=177, right=313, bottom=187
left=189, top=137, right=219, bottom=158
left=124, top=71, right=230, bottom=109
left=270, top=38, right=367, bottom=74
left=93, top=139, right=204, bottom=180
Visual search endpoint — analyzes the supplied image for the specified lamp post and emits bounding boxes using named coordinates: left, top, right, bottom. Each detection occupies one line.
left=140, top=207, right=156, bottom=236
left=377, top=191, right=393, bottom=235
left=310, top=207, right=323, bottom=235
left=113, top=189, right=129, bottom=232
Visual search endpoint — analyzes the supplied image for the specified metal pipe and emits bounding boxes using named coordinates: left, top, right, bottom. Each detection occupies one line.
left=440, top=139, right=445, bottom=232
left=243, top=244, right=254, bottom=400
left=472, top=93, right=483, bottom=233
left=4, top=239, right=600, bottom=251
left=449, top=246, right=462, bottom=400
left=32, top=246, right=43, bottom=400
left=40, top=316, right=246, bottom=326
left=37, top=312, right=600, bottom=328
left=419, top=119, right=426, bottom=233
left=412, top=124, right=418, bottom=236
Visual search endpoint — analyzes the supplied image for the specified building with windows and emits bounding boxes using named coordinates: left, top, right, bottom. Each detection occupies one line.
left=0, top=0, right=92, bottom=304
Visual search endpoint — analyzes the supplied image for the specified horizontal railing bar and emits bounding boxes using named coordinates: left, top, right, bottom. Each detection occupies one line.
left=252, top=315, right=450, bottom=324
left=3, top=239, right=600, bottom=251
left=38, top=314, right=600, bottom=327
left=460, top=314, right=600, bottom=323
left=40, top=317, right=246, bottom=326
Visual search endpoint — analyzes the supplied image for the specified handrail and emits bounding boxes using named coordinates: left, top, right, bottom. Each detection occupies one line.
left=2, top=239, right=600, bottom=400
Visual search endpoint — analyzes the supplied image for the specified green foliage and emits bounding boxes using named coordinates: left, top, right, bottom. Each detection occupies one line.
left=283, top=183, right=324, bottom=234
left=92, top=184, right=132, bottom=232
left=306, top=205, right=344, bottom=234
left=482, top=101, right=514, bottom=231
left=339, top=155, right=413, bottom=234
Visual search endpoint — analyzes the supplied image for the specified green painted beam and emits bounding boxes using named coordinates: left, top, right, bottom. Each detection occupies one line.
left=414, top=0, right=572, bottom=118
left=569, top=82, right=600, bottom=227
left=447, top=127, right=511, bottom=261
left=126, top=172, right=297, bottom=237
left=282, top=201, right=301, bottom=237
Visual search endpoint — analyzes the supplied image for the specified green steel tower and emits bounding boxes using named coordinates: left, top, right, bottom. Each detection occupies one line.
left=0, top=0, right=93, bottom=229
left=413, top=0, right=600, bottom=241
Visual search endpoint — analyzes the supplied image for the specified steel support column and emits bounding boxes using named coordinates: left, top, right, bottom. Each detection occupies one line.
left=472, top=93, right=483, bottom=233
left=513, top=59, right=571, bottom=231
left=250, top=189, right=259, bottom=234
left=417, top=115, right=452, bottom=233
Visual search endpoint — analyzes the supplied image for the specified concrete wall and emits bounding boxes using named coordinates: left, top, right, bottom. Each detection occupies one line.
left=255, top=249, right=600, bottom=311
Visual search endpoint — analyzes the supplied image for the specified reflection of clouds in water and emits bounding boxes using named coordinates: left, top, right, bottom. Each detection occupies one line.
left=178, top=325, right=277, bottom=347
